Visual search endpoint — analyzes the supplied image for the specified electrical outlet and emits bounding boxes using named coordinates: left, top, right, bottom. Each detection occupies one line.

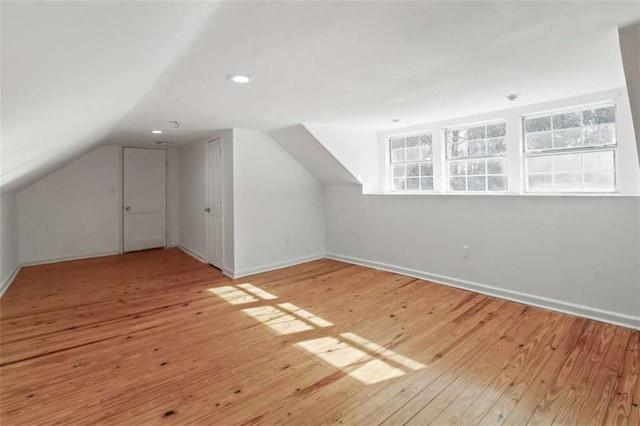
left=462, top=246, right=471, bottom=259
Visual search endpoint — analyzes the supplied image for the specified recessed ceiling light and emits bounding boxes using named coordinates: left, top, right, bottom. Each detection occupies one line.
left=392, top=119, right=400, bottom=123
left=150, top=130, right=163, bottom=134
left=228, top=74, right=251, bottom=84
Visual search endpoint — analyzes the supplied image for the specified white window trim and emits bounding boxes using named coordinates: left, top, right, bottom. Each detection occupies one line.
left=380, top=88, right=638, bottom=196
left=522, top=101, right=619, bottom=194
left=387, top=130, right=435, bottom=193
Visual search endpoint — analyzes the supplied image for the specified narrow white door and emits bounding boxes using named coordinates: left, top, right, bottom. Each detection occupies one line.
left=123, top=148, right=167, bottom=252
left=206, top=139, right=223, bottom=268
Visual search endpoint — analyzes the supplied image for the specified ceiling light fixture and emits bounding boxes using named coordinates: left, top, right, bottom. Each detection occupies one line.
left=227, top=74, right=251, bottom=84
left=392, top=119, right=400, bottom=123
left=150, top=130, right=163, bottom=134
left=507, top=94, right=518, bottom=101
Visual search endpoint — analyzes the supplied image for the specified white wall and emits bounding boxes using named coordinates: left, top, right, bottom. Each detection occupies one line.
left=0, top=191, right=19, bottom=294
left=17, top=145, right=180, bottom=264
left=232, top=129, right=326, bottom=276
left=305, top=124, right=379, bottom=192
left=17, top=146, right=122, bottom=264
left=325, top=184, right=640, bottom=328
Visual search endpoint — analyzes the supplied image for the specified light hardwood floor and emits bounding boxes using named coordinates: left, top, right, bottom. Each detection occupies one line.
left=1, top=248, right=638, bottom=425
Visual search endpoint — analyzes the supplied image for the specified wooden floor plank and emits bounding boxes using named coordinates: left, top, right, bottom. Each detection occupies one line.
left=1, top=248, right=637, bottom=425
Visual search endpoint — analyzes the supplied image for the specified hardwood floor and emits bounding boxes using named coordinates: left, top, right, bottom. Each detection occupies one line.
left=1, top=248, right=638, bottom=425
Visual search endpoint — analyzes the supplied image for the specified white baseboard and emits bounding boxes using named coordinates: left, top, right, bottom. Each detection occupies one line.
left=21, top=251, right=121, bottom=267
left=0, top=264, right=21, bottom=298
left=222, top=268, right=235, bottom=279
left=232, top=253, right=326, bottom=279
left=326, top=252, right=640, bottom=330
left=177, top=244, right=207, bottom=263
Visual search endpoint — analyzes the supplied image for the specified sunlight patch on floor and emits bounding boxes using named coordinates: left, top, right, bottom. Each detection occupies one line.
left=340, top=332, right=425, bottom=371
left=278, top=303, right=333, bottom=327
left=208, top=286, right=258, bottom=304
left=295, top=336, right=406, bottom=384
left=208, top=283, right=277, bottom=305
left=242, top=306, right=314, bottom=335
left=237, top=283, right=278, bottom=300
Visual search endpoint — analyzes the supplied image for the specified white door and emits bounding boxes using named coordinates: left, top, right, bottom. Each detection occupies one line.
left=123, top=148, right=167, bottom=252
left=206, top=139, right=223, bottom=268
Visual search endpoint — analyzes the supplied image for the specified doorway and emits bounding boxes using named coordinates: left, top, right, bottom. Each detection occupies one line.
left=123, top=147, right=167, bottom=252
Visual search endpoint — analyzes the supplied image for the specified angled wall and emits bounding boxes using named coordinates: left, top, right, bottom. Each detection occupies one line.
left=270, top=125, right=360, bottom=185
left=619, top=23, right=640, bottom=166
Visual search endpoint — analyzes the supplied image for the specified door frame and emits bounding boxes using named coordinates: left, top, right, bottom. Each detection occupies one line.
left=205, top=138, right=224, bottom=269
left=122, top=146, right=168, bottom=253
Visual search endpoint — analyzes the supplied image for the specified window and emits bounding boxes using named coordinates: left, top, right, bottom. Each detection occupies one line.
left=445, top=121, right=507, bottom=192
left=523, top=102, right=616, bottom=193
left=389, top=132, right=433, bottom=191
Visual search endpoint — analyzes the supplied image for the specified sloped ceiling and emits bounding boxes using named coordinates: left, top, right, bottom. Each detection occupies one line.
left=2, top=1, right=639, bottom=191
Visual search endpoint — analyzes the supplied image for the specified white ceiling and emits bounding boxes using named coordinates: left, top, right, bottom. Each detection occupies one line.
left=2, top=1, right=639, bottom=190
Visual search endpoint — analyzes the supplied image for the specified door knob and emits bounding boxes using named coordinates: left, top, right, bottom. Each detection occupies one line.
left=125, top=206, right=131, bottom=211
left=204, top=207, right=211, bottom=212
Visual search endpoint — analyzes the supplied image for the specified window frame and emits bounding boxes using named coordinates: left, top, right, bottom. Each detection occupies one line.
left=444, top=120, right=509, bottom=194
left=522, top=101, right=618, bottom=194
left=387, top=130, right=435, bottom=193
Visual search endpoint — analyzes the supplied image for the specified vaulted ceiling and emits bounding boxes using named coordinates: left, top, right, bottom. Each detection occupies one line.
left=2, top=1, right=639, bottom=191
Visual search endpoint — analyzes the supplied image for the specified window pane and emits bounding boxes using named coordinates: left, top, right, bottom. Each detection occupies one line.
left=467, top=160, right=486, bottom=175
left=406, top=178, right=419, bottom=190
left=392, top=164, right=404, bottom=178
left=553, top=111, right=581, bottom=129
left=553, top=153, right=581, bottom=172
left=526, top=132, right=552, bottom=150
left=406, top=147, right=420, bottom=161
left=583, top=106, right=615, bottom=125
left=467, top=126, right=486, bottom=140
left=420, top=133, right=432, bottom=145
left=420, top=177, right=433, bottom=191
left=527, top=156, right=552, bottom=173
left=528, top=174, right=553, bottom=192
left=420, top=162, right=433, bottom=176
left=406, top=163, right=419, bottom=177
left=487, top=137, right=506, bottom=155
left=583, top=171, right=615, bottom=192
left=450, top=177, right=466, bottom=191
left=525, top=116, right=551, bottom=133
left=406, top=136, right=419, bottom=147
left=583, top=150, right=614, bottom=171
left=468, top=140, right=486, bottom=157
left=392, top=178, right=405, bottom=191
left=450, top=141, right=467, bottom=158
left=553, top=128, right=582, bottom=148
left=390, top=137, right=405, bottom=149
left=487, top=158, right=506, bottom=174
left=468, top=176, right=487, bottom=191
left=583, top=123, right=615, bottom=147
left=420, top=145, right=432, bottom=160
left=447, top=129, right=464, bottom=143
left=487, top=123, right=506, bottom=138
left=488, top=176, right=507, bottom=191
left=554, top=172, right=582, bottom=192
left=449, top=160, right=466, bottom=176
left=391, top=148, right=405, bottom=163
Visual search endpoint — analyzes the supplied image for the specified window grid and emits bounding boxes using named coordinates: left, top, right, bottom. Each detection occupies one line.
left=445, top=121, right=507, bottom=193
left=523, top=102, right=617, bottom=193
left=389, top=132, right=433, bottom=192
